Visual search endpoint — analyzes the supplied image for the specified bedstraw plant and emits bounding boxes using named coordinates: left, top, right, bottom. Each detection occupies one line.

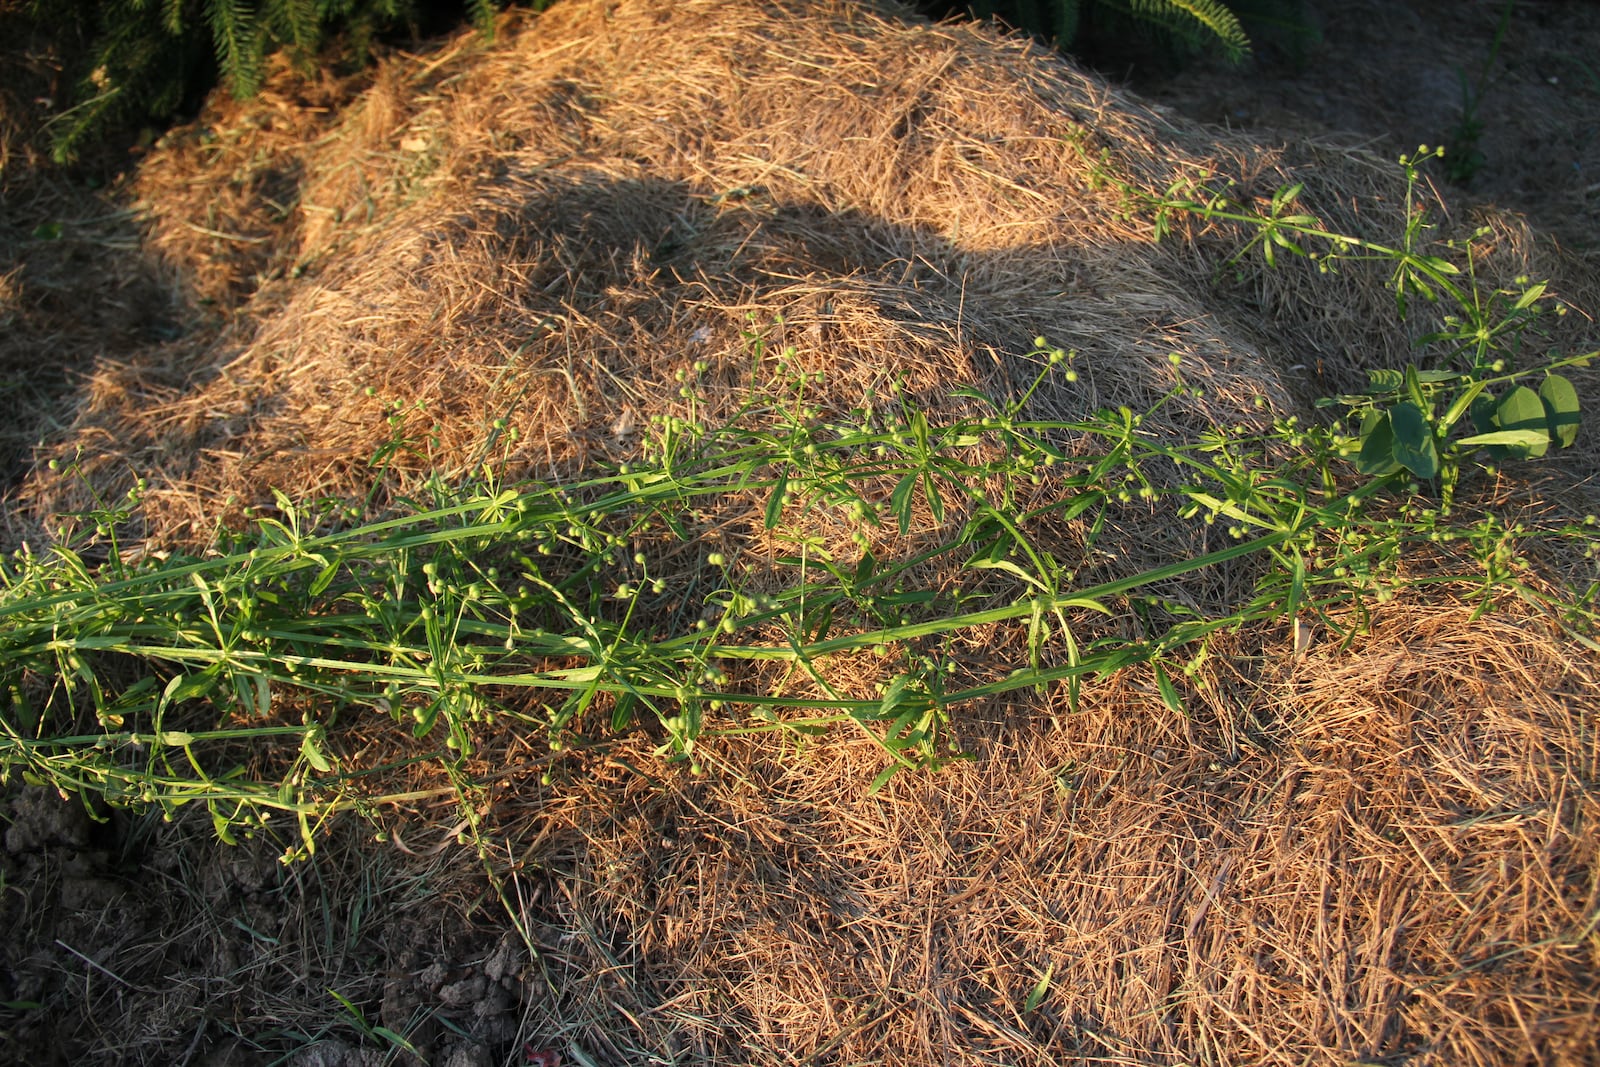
left=1105, top=145, right=1587, bottom=494
left=1, top=153, right=1595, bottom=861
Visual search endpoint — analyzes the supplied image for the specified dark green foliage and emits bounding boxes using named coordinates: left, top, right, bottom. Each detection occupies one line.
left=22, top=0, right=499, bottom=164
left=1443, top=0, right=1514, bottom=185
left=1107, top=0, right=1250, bottom=61
left=961, top=0, right=1253, bottom=64
left=1350, top=357, right=1584, bottom=478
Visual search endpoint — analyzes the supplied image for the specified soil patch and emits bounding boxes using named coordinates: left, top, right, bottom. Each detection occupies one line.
left=1135, top=0, right=1600, bottom=256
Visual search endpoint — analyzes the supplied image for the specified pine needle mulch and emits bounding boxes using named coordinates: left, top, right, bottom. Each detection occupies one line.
left=3, top=0, right=1597, bottom=1064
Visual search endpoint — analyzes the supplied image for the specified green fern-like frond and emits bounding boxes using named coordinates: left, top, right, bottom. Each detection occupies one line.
left=29, top=0, right=472, bottom=161
left=264, top=0, right=321, bottom=55
left=1109, top=0, right=1251, bottom=61
left=1052, top=0, right=1083, bottom=45
left=466, top=0, right=498, bottom=34
left=960, top=0, right=1251, bottom=61
left=38, top=0, right=200, bottom=162
left=205, top=0, right=265, bottom=97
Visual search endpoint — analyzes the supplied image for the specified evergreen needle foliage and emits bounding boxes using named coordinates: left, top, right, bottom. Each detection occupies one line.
left=24, top=0, right=499, bottom=163
left=964, top=0, right=1252, bottom=63
left=1111, top=0, right=1250, bottom=60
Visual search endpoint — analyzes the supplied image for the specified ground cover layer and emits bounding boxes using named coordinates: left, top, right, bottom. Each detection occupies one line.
left=2, top=1, right=1598, bottom=1064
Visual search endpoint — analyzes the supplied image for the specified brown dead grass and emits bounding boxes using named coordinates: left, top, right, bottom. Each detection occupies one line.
left=445, top=595, right=1600, bottom=1067
left=2, top=0, right=1598, bottom=1064
left=21, top=0, right=1597, bottom=543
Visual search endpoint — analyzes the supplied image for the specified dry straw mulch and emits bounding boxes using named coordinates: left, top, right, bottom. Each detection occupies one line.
left=3, top=0, right=1598, bottom=1064
left=24, top=0, right=1597, bottom=539
left=500, top=601, right=1599, bottom=1067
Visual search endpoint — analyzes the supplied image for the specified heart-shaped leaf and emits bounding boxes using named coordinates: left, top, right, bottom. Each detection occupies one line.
left=1388, top=401, right=1439, bottom=479
left=1540, top=373, right=1580, bottom=448
left=1468, top=392, right=1509, bottom=459
left=1495, top=386, right=1549, bottom=459
left=1356, top=410, right=1401, bottom=476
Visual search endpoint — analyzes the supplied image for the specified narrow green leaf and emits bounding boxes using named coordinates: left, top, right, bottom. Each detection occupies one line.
left=947, top=385, right=997, bottom=410
left=765, top=468, right=789, bottom=529
left=234, top=672, right=272, bottom=716
left=611, top=692, right=637, bottom=732
left=809, top=603, right=834, bottom=643
left=1440, top=378, right=1490, bottom=434
left=1054, top=596, right=1113, bottom=616
left=412, top=705, right=438, bottom=739
left=1285, top=551, right=1305, bottom=625
left=1027, top=600, right=1045, bottom=668
left=327, top=988, right=364, bottom=1024
left=371, top=1028, right=418, bottom=1054
left=867, top=762, right=903, bottom=794
left=309, top=560, right=339, bottom=597
left=887, top=703, right=926, bottom=745
left=1404, top=270, right=1437, bottom=302
left=854, top=551, right=877, bottom=585
left=1152, top=661, right=1185, bottom=717
left=1455, top=429, right=1552, bottom=449
left=1270, top=232, right=1307, bottom=257
left=163, top=672, right=217, bottom=705
left=1417, top=254, right=1460, bottom=276
left=878, top=673, right=911, bottom=719
left=890, top=472, right=918, bottom=536
left=1060, top=490, right=1104, bottom=522
left=1404, top=366, right=1427, bottom=410
left=922, top=472, right=945, bottom=526
left=1024, top=962, right=1055, bottom=1014
left=1512, top=282, right=1547, bottom=310
left=969, top=555, right=1047, bottom=591
left=211, top=808, right=239, bottom=846
left=1272, top=183, right=1304, bottom=213
left=299, top=730, right=332, bottom=773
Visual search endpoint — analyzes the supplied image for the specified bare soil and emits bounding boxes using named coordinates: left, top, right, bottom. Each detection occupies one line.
left=1136, top=0, right=1600, bottom=257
